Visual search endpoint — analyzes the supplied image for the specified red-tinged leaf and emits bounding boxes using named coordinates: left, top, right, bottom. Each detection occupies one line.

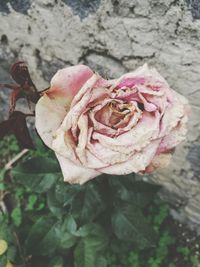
left=10, top=62, right=40, bottom=104
left=10, top=61, right=35, bottom=88
left=10, top=88, right=22, bottom=113
left=0, top=119, right=12, bottom=138
left=0, top=112, right=34, bottom=149
left=10, top=111, right=35, bottom=149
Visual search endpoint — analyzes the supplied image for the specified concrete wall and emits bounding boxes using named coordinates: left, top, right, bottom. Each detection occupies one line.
left=0, top=0, right=200, bottom=230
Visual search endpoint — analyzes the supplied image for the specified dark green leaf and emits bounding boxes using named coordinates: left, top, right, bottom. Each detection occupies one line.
left=0, top=255, right=7, bottom=267
left=74, top=240, right=96, bottom=267
left=55, top=182, right=82, bottom=205
left=75, top=223, right=104, bottom=238
left=112, top=204, right=157, bottom=249
left=60, top=232, right=77, bottom=250
left=72, top=184, right=105, bottom=223
left=11, top=207, right=22, bottom=226
left=63, top=215, right=77, bottom=234
left=7, top=245, right=17, bottom=262
left=47, top=188, right=63, bottom=218
left=60, top=217, right=78, bottom=249
left=109, top=176, right=161, bottom=208
left=12, top=157, right=61, bottom=193
left=74, top=225, right=108, bottom=267
left=128, top=181, right=161, bottom=207
left=25, top=216, right=61, bottom=255
left=96, top=256, right=107, bottom=267
left=49, top=256, right=64, bottom=267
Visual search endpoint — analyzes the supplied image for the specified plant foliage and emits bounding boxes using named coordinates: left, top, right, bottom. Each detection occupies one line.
left=0, top=138, right=162, bottom=267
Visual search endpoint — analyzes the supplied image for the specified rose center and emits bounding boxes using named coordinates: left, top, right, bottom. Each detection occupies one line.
left=95, top=101, right=136, bottom=129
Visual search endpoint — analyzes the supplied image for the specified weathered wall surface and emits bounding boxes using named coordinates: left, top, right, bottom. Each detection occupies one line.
left=0, top=0, right=200, bottom=229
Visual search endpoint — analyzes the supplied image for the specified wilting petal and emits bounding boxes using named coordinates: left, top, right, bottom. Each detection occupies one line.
left=35, top=63, right=190, bottom=184
left=70, top=73, right=100, bottom=108
left=157, top=118, right=188, bottom=154
left=35, top=94, right=67, bottom=148
left=76, top=114, right=88, bottom=162
left=88, top=141, right=131, bottom=166
left=56, top=153, right=100, bottom=184
left=116, top=77, right=145, bottom=88
left=138, top=93, right=157, bottom=112
left=47, top=65, right=94, bottom=99
left=99, top=140, right=160, bottom=174
left=92, top=111, right=160, bottom=153
left=144, top=153, right=172, bottom=173
left=159, top=90, right=188, bottom=137
left=52, top=74, right=100, bottom=159
left=112, top=64, right=151, bottom=88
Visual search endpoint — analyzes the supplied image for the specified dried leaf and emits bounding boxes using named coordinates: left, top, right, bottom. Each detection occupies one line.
left=10, top=61, right=35, bottom=87
left=10, top=111, right=35, bottom=149
left=0, top=111, right=34, bottom=149
left=0, top=120, right=12, bottom=139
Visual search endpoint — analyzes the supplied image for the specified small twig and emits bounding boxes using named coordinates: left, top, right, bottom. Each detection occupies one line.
left=14, top=231, right=27, bottom=267
left=0, top=83, right=19, bottom=90
left=5, top=149, right=29, bottom=170
left=0, top=200, right=7, bottom=214
left=25, top=112, right=35, bottom=117
left=38, top=87, right=50, bottom=94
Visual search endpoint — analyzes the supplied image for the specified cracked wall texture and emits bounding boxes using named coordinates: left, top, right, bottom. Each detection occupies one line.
left=0, top=0, right=200, bottom=230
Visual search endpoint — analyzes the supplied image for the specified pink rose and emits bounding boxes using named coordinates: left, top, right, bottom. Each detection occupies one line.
left=35, top=64, right=189, bottom=184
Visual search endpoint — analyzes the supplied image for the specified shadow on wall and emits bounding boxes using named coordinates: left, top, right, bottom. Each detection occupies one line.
left=186, top=0, right=200, bottom=19
left=0, top=0, right=102, bottom=19
left=0, top=0, right=31, bottom=14
left=0, top=0, right=200, bottom=20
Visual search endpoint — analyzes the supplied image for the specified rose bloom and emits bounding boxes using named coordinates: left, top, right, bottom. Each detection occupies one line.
left=35, top=64, right=189, bottom=184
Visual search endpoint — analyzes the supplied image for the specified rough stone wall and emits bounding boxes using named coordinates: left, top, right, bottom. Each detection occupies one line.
left=0, top=0, right=200, bottom=230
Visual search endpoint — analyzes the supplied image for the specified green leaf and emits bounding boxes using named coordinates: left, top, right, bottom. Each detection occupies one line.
left=26, top=194, right=38, bottom=211
left=129, top=181, right=161, bottom=207
left=74, top=237, right=106, bottom=267
left=47, top=188, right=63, bottom=218
left=76, top=223, right=108, bottom=250
left=25, top=216, right=61, bottom=255
left=0, top=255, right=7, bottom=267
left=55, top=182, right=82, bottom=205
left=49, top=256, right=64, bottom=267
left=11, top=207, right=22, bottom=226
left=112, top=204, right=157, bottom=249
left=74, top=240, right=96, bottom=267
left=12, top=157, right=61, bottom=193
left=60, top=217, right=78, bottom=249
left=96, top=256, right=107, bottom=267
left=63, top=215, right=77, bottom=234
left=7, top=245, right=17, bottom=262
left=74, top=225, right=108, bottom=267
left=0, top=219, right=14, bottom=243
left=109, top=177, right=161, bottom=208
left=72, top=184, right=105, bottom=223
left=60, top=232, right=77, bottom=250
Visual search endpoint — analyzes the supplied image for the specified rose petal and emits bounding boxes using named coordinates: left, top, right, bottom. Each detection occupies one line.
left=157, top=118, right=188, bottom=154
left=99, top=140, right=160, bottom=174
left=144, top=153, right=172, bottom=173
left=159, top=90, right=188, bottom=137
left=138, top=93, right=157, bottom=112
left=92, top=111, right=160, bottom=153
left=52, top=74, right=100, bottom=159
left=47, top=65, right=94, bottom=98
left=35, top=94, right=67, bottom=148
left=56, top=153, right=101, bottom=184
left=117, top=77, right=145, bottom=88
